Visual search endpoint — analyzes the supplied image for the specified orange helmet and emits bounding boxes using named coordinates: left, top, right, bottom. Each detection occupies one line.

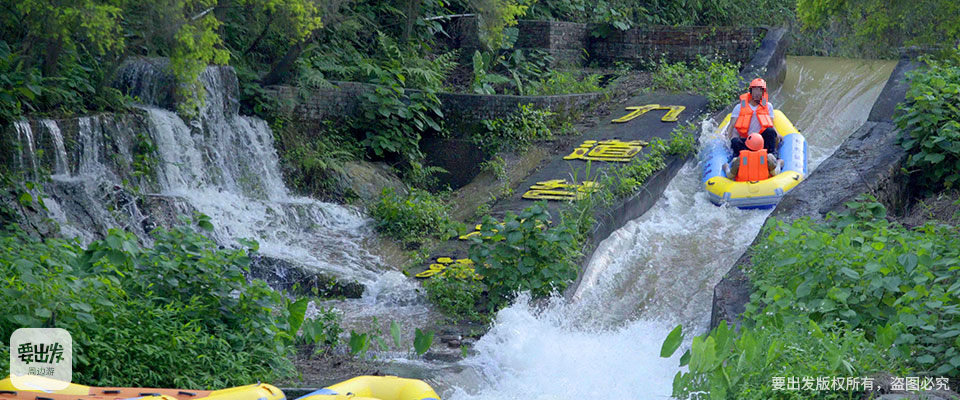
left=746, top=133, right=765, bottom=151
left=749, top=78, right=767, bottom=91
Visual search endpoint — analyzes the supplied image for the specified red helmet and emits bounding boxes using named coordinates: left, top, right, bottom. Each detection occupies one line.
left=749, top=78, right=767, bottom=91
left=746, top=133, right=765, bottom=151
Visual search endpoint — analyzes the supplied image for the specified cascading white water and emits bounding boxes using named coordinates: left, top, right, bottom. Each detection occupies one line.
left=436, top=57, right=897, bottom=399
left=13, top=121, right=38, bottom=179
left=41, top=120, right=69, bottom=176
left=141, top=103, right=381, bottom=281
left=14, top=62, right=388, bottom=285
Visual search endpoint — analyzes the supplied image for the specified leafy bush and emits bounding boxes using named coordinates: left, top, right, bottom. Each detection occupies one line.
left=356, top=84, right=444, bottom=163
left=525, top=70, right=603, bottom=96
left=370, top=188, right=461, bottom=244
left=894, top=53, right=960, bottom=191
left=423, top=263, right=486, bottom=322
left=476, top=103, right=556, bottom=155
left=0, top=217, right=298, bottom=388
left=468, top=202, right=581, bottom=308
left=665, top=317, right=897, bottom=400
left=602, top=123, right=697, bottom=199
left=297, top=306, right=344, bottom=355
left=663, top=196, right=960, bottom=399
left=651, top=55, right=742, bottom=111
left=747, top=196, right=960, bottom=376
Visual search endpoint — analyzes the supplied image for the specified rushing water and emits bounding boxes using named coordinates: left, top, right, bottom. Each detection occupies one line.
left=14, top=63, right=389, bottom=285
left=434, top=56, right=897, bottom=399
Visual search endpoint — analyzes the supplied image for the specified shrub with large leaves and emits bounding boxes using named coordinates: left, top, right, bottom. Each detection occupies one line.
left=0, top=217, right=298, bottom=388
left=468, top=202, right=580, bottom=308
left=895, top=53, right=960, bottom=190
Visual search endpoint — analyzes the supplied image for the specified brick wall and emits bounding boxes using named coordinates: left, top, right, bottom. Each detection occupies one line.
left=509, top=19, right=763, bottom=67
left=590, top=25, right=760, bottom=67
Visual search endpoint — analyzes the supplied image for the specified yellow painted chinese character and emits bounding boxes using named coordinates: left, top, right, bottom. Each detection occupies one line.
left=611, top=104, right=659, bottom=123
left=459, top=224, right=487, bottom=240
left=564, top=139, right=649, bottom=162
left=522, top=179, right=600, bottom=201
left=611, top=104, right=686, bottom=123
left=415, top=257, right=481, bottom=280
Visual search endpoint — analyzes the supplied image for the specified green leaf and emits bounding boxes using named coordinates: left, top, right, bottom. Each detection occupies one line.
left=390, top=320, right=402, bottom=348
left=197, top=220, right=214, bottom=232
left=898, top=253, right=918, bottom=272
left=839, top=267, right=859, bottom=280
left=917, top=354, right=936, bottom=364
left=287, top=298, right=309, bottom=336
left=414, top=328, right=434, bottom=356
left=34, top=308, right=52, bottom=318
left=661, top=324, right=684, bottom=358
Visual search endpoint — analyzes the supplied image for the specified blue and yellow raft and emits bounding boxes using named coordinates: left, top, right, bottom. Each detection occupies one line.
left=295, top=376, right=439, bottom=400
left=702, top=110, right=808, bottom=209
left=0, top=376, right=285, bottom=400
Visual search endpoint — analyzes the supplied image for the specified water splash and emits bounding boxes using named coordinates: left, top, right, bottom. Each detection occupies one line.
left=438, top=57, right=897, bottom=399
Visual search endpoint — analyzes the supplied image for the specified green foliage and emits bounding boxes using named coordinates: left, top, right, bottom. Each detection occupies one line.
left=169, top=7, right=231, bottom=118
left=664, top=195, right=960, bottom=398
left=132, top=133, right=158, bottom=183
left=471, top=51, right=514, bottom=94
left=273, top=118, right=362, bottom=200
left=357, top=84, right=444, bottom=162
left=603, top=124, right=697, bottom=199
left=468, top=202, right=581, bottom=308
left=894, top=52, right=960, bottom=191
left=303, top=34, right=453, bottom=163
left=296, top=307, right=343, bottom=355
left=298, top=33, right=457, bottom=93
left=0, top=217, right=297, bottom=388
left=472, top=0, right=528, bottom=49
left=652, top=55, right=742, bottom=111
left=370, top=188, right=462, bottom=245
left=524, top=0, right=796, bottom=33
left=748, top=196, right=960, bottom=377
left=666, top=317, right=895, bottom=400
left=423, top=264, right=486, bottom=322
left=477, top=103, right=555, bottom=155
left=469, top=49, right=600, bottom=96
left=797, top=0, right=960, bottom=57
left=525, top=70, right=603, bottom=96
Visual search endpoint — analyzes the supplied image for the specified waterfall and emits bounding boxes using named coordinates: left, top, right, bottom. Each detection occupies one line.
left=13, top=121, right=38, bottom=180
left=6, top=60, right=385, bottom=284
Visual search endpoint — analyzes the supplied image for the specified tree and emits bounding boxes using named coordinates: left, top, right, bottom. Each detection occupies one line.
left=10, top=0, right=125, bottom=77
left=797, top=0, right=960, bottom=54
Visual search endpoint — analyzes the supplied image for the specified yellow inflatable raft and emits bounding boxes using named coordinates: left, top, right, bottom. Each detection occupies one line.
left=294, top=376, right=439, bottom=400
left=702, top=110, right=808, bottom=209
left=0, top=376, right=285, bottom=400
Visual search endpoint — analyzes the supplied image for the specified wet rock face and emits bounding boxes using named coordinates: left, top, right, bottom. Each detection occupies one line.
left=113, top=57, right=240, bottom=115
left=249, top=255, right=365, bottom=299
left=331, top=161, right=408, bottom=202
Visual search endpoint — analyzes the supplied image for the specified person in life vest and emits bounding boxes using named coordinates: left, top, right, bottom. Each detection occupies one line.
left=723, top=133, right=783, bottom=180
left=725, top=78, right=780, bottom=156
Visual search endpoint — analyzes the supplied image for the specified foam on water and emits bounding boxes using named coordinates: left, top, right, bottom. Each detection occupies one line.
left=439, top=57, right=897, bottom=399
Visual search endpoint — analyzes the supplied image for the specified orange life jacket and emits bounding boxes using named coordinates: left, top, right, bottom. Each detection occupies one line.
left=733, top=92, right=773, bottom=138
left=736, top=149, right=770, bottom=182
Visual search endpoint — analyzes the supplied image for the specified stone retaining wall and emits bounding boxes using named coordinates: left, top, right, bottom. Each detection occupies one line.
left=454, top=18, right=764, bottom=67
